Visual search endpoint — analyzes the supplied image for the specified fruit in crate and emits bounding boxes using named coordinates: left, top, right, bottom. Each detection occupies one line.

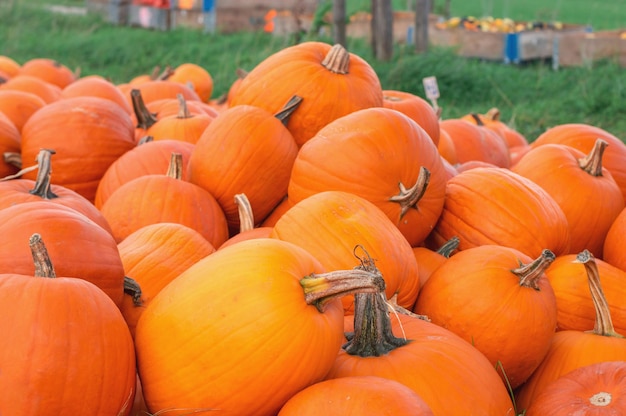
left=434, top=16, right=564, bottom=33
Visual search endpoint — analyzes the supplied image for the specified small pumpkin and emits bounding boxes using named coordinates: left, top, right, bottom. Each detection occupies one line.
left=382, top=89, right=440, bottom=146
left=167, top=62, right=214, bottom=103
left=439, top=118, right=510, bottom=168
left=18, top=57, right=76, bottom=89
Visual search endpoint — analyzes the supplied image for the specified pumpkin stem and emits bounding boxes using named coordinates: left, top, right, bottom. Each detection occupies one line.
left=166, top=152, right=183, bottom=179
left=387, top=293, right=430, bottom=321
left=512, top=249, right=555, bottom=290
left=29, top=149, right=58, bottom=199
left=176, top=93, right=192, bottom=119
left=3, top=151, right=22, bottom=169
left=485, top=107, right=501, bottom=121
left=436, top=236, right=460, bottom=258
left=29, top=233, right=56, bottom=278
left=574, top=250, right=624, bottom=338
left=321, top=44, right=350, bottom=75
left=470, top=113, right=485, bottom=126
left=131, top=89, right=158, bottom=130
left=157, top=66, right=174, bottom=81
left=389, top=166, right=430, bottom=220
left=124, top=276, right=143, bottom=306
left=578, top=138, right=608, bottom=177
left=148, top=65, right=162, bottom=80
left=235, top=67, right=249, bottom=80
left=234, top=193, right=255, bottom=233
left=274, top=95, right=303, bottom=126
left=342, top=246, right=410, bottom=356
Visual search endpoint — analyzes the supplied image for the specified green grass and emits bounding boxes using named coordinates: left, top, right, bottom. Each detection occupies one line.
left=1, top=0, right=626, bottom=141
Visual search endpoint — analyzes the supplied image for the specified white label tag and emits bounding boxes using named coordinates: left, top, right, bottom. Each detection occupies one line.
left=422, top=76, right=440, bottom=100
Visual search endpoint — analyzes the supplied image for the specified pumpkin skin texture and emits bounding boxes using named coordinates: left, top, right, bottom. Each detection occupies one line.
left=118, top=222, right=216, bottom=338
left=0, top=89, right=46, bottom=133
left=0, top=201, right=125, bottom=307
left=0, top=273, right=136, bottom=415
left=413, top=245, right=558, bottom=389
left=230, top=41, right=383, bottom=147
left=0, top=111, right=21, bottom=178
left=604, top=206, right=626, bottom=273
left=544, top=254, right=626, bottom=335
left=277, top=376, right=434, bottom=415
left=0, top=74, right=62, bottom=103
left=382, top=89, right=440, bottom=146
left=428, top=167, right=571, bottom=258
left=531, top=123, right=626, bottom=202
left=167, top=62, right=214, bottom=103
left=94, top=138, right=194, bottom=209
left=135, top=238, right=364, bottom=416
left=187, top=104, right=298, bottom=234
left=288, top=107, right=447, bottom=247
left=20, top=96, right=136, bottom=203
left=18, top=57, right=76, bottom=89
left=270, top=191, right=420, bottom=313
left=525, top=361, right=626, bottom=416
left=512, top=141, right=624, bottom=257
left=60, top=74, right=132, bottom=114
left=439, top=118, right=511, bottom=168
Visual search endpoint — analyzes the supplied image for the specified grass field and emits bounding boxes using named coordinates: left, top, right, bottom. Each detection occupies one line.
left=1, top=0, right=626, bottom=141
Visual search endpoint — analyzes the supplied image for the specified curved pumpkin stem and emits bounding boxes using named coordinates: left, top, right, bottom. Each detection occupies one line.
left=321, top=44, right=350, bottom=74
left=389, top=166, right=430, bottom=220
left=512, top=249, right=555, bottom=290
left=176, top=93, right=193, bottom=119
left=124, top=276, right=143, bottom=306
left=470, top=113, right=485, bottom=126
left=485, top=107, right=501, bottom=122
left=274, top=95, right=303, bottom=126
left=29, top=148, right=58, bottom=199
left=575, top=250, right=624, bottom=338
left=166, top=152, right=183, bottom=179
left=29, top=233, right=56, bottom=278
left=131, top=88, right=158, bottom=130
left=579, top=138, right=608, bottom=177
left=137, top=135, right=154, bottom=145
left=437, top=236, right=460, bottom=258
left=234, top=193, right=255, bottom=233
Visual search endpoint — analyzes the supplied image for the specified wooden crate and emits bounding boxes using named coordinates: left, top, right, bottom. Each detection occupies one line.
left=554, top=30, right=626, bottom=68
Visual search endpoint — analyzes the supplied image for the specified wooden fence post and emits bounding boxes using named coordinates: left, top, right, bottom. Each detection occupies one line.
left=414, top=0, right=430, bottom=53
left=332, top=0, right=346, bottom=46
left=371, top=0, right=393, bottom=60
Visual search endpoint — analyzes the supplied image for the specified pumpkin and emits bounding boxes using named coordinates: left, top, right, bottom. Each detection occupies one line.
left=512, top=139, right=624, bottom=257
left=0, top=74, right=62, bottom=103
left=18, top=57, right=76, bottom=89
left=0, top=55, right=21, bottom=78
left=187, top=100, right=300, bottom=235
left=0, top=110, right=20, bottom=178
left=288, top=107, right=447, bottom=247
left=167, top=62, right=214, bottom=103
left=428, top=167, right=571, bottom=258
left=0, top=233, right=136, bottom=415
left=100, top=152, right=229, bottom=246
left=325, top=252, right=515, bottom=415
left=94, top=138, right=194, bottom=209
left=439, top=118, right=511, bottom=168
left=603, top=206, right=626, bottom=273
left=525, top=361, right=626, bottom=415
left=270, top=190, right=420, bottom=313
left=531, top=123, right=626, bottom=202
left=436, top=127, right=458, bottom=165
left=544, top=253, right=626, bottom=335
left=382, top=89, right=440, bottom=146
left=60, top=74, right=132, bottom=114
left=0, top=201, right=126, bottom=306
left=278, top=376, right=434, bottom=415
left=20, top=96, right=137, bottom=203
left=118, top=222, right=216, bottom=337
left=0, top=89, right=46, bottom=133
left=461, top=108, right=529, bottom=149
left=145, top=93, right=214, bottom=144
left=122, top=79, right=200, bottom=109
left=135, top=238, right=385, bottom=415
left=218, top=193, right=273, bottom=249
left=230, top=41, right=383, bottom=147
left=413, top=245, right=558, bottom=389
left=515, top=250, right=626, bottom=412
left=0, top=149, right=113, bottom=234
left=412, top=236, right=459, bottom=287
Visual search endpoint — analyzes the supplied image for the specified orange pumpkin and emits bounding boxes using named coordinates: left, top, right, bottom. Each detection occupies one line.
left=515, top=250, right=626, bottom=411
left=135, top=238, right=385, bottom=415
left=0, top=74, right=62, bottom=103
left=439, top=118, right=511, bottom=168
left=60, top=74, right=132, bottom=114
left=412, top=236, right=459, bottom=287
left=414, top=245, right=558, bottom=389
left=20, top=96, right=137, bottom=203
left=18, top=57, right=76, bottom=89
left=118, top=222, right=216, bottom=337
left=0, top=110, right=20, bottom=179
left=603, top=206, right=626, bottom=273
left=123, top=79, right=200, bottom=109
left=94, top=138, right=194, bottom=209
left=100, top=153, right=229, bottom=246
left=531, top=123, right=626, bottom=202
left=288, top=107, right=447, bottom=247
left=218, top=193, right=273, bottom=249
left=525, top=361, right=626, bottom=415
left=167, top=62, right=214, bottom=103
left=428, top=167, right=571, bottom=258
left=278, top=376, right=434, bottom=415
left=0, top=89, right=46, bottom=133
left=0, top=233, right=136, bottom=415
left=512, top=140, right=624, bottom=257
left=382, top=89, right=440, bottom=146
left=145, top=94, right=214, bottom=144
left=230, top=42, right=383, bottom=147
left=461, top=108, right=529, bottom=149
left=0, top=55, right=21, bottom=78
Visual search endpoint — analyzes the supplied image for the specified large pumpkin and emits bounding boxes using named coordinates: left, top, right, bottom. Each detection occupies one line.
left=135, top=238, right=385, bottom=415
left=230, top=41, right=383, bottom=147
left=288, top=107, right=447, bottom=247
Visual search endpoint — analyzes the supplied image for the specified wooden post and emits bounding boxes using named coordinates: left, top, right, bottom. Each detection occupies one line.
left=414, top=0, right=430, bottom=53
left=371, top=0, right=393, bottom=61
left=332, top=0, right=346, bottom=47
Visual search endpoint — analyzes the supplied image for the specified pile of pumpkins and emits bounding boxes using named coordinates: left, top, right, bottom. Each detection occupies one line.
left=1, top=41, right=626, bottom=415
